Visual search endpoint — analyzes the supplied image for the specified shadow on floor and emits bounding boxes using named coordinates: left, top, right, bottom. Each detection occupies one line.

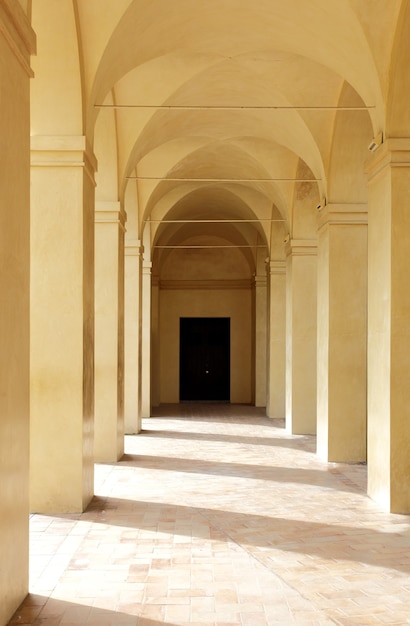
left=137, top=428, right=316, bottom=452
left=7, top=593, right=180, bottom=625
left=114, top=453, right=357, bottom=494
left=79, top=496, right=410, bottom=576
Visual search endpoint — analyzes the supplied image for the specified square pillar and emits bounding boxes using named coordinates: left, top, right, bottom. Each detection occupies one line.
left=151, top=274, right=160, bottom=408
left=140, top=258, right=152, bottom=418
left=286, top=240, right=317, bottom=434
left=254, top=274, right=267, bottom=407
left=316, top=204, right=367, bottom=462
left=94, top=202, right=126, bottom=462
left=367, top=139, right=410, bottom=513
left=30, top=135, right=96, bottom=513
left=0, top=3, right=35, bottom=622
left=124, top=240, right=142, bottom=433
left=266, top=261, right=286, bottom=418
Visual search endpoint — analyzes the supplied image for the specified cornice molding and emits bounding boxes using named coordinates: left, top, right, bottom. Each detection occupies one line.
left=285, top=239, right=318, bottom=257
left=317, top=203, right=368, bottom=231
left=124, top=245, right=142, bottom=257
left=254, top=275, right=267, bottom=287
left=125, top=238, right=142, bottom=257
left=366, top=138, right=410, bottom=182
left=268, top=260, right=286, bottom=275
left=31, top=135, right=97, bottom=186
left=95, top=201, right=126, bottom=231
left=0, top=0, right=36, bottom=77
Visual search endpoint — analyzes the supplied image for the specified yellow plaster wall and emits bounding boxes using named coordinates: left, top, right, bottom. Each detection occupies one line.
left=266, top=267, right=286, bottom=419
left=82, top=161, right=96, bottom=509
left=30, top=140, right=95, bottom=513
left=317, top=211, right=367, bottom=462
left=94, top=205, right=125, bottom=462
left=124, top=244, right=141, bottom=433
left=367, top=143, right=410, bottom=512
left=0, top=3, right=33, bottom=620
left=286, top=249, right=317, bottom=434
left=159, top=288, right=253, bottom=404
left=367, top=162, right=391, bottom=508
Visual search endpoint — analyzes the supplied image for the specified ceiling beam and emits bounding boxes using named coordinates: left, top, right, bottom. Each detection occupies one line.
left=153, top=244, right=268, bottom=249
left=127, top=177, right=321, bottom=182
left=96, top=104, right=373, bottom=111
left=146, top=219, right=285, bottom=223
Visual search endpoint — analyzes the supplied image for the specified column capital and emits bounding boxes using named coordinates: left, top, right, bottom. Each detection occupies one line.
left=31, top=135, right=97, bottom=186
left=254, top=274, right=267, bottom=287
left=268, top=260, right=286, bottom=275
left=95, top=201, right=126, bottom=230
left=285, top=239, right=317, bottom=257
left=0, top=0, right=36, bottom=76
left=125, top=238, right=142, bottom=257
left=317, top=203, right=368, bottom=231
left=366, top=138, right=410, bottom=182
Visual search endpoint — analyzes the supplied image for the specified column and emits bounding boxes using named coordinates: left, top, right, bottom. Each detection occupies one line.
left=30, top=135, right=96, bottom=513
left=151, top=273, right=160, bottom=407
left=94, top=202, right=126, bottom=462
left=140, top=258, right=152, bottom=417
left=286, top=240, right=317, bottom=434
left=316, top=204, right=367, bottom=462
left=0, top=2, right=35, bottom=622
left=254, top=274, right=267, bottom=407
left=124, top=240, right=141, bottom=433
left=266, top=261, right=286, bottom=418
left=367, top=139, right=410, bottom=513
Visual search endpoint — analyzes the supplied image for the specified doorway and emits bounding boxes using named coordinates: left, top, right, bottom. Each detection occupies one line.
left=179, top=317, right=230, bottom=401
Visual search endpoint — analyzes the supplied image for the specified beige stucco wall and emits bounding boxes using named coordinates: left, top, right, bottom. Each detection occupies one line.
left=159, top=288, right=253, bottom=404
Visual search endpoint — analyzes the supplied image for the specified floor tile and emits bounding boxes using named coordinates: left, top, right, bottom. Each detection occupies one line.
left=7, top=404, right=410, bottom=625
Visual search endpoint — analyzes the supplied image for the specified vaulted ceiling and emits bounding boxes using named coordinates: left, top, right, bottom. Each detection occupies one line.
left=32, top=0, right=405, bottom=274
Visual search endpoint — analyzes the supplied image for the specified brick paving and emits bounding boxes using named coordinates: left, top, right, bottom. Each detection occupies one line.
left=8, top=403, right=410, bottom=625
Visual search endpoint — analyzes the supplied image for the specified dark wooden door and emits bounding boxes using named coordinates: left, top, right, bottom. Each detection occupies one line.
left=179, top=317, right=230, bottom=401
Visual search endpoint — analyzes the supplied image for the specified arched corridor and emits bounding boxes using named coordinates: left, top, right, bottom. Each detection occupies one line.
left=2, top=1, right=410, bottom=622
left=8, top=404, right=410, bottom=625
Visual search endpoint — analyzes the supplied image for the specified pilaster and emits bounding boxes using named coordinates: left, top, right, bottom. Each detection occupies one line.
left=124, top=239, right=142, bottom=433
left=285, top=240, right=317, bottom=434
left=30, top=135, right=97, bottom=513
left=141, top=258, right=152, bottom=418
left=151, top=272, right=160, bottom=408
left=366, top=138, right=410, bottom=512
left=316, top=203, right=367, bottom=462
left=254, top=274, right=267, bottom=407
left=94, top=201, right=126, bottom=462
left=266, top=260, right=286, bottom=418
left=0, top=2, right=35, bottom=622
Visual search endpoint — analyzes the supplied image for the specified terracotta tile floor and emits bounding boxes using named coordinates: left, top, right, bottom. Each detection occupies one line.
left=9, top=404, right=410, bottom=625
